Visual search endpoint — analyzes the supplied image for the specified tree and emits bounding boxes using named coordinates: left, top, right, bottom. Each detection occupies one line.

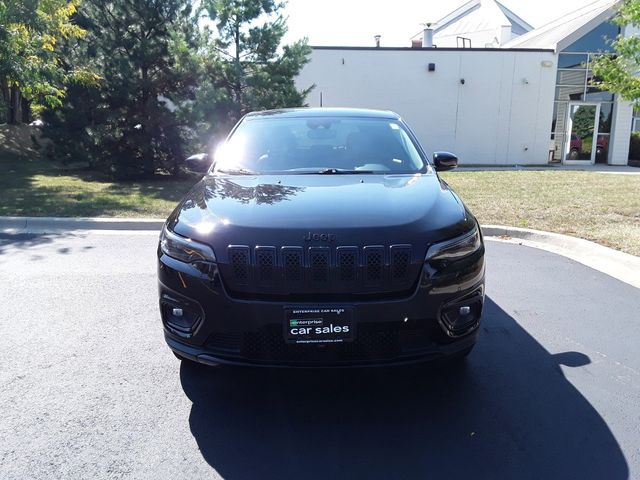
left=591, top=0, right=640, bottom=106
left=42, top=0, right=201, bottom=177
left=203, top=0, right=312, bottom=129
left=40, top=0, right=312, bottom=178
left=572, top=105, right=597, bottom=140
left=0, top=0, right=93, bottom=123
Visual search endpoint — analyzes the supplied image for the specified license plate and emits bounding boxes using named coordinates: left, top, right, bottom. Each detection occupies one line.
left=284, top=307, right=354, bottom=344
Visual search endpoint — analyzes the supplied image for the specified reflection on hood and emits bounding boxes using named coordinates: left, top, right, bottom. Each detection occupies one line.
left=182, top=177, right=306, bottom=212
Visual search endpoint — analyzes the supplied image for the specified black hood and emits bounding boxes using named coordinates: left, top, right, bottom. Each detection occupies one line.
left=168, top=173, right=476, bottom=256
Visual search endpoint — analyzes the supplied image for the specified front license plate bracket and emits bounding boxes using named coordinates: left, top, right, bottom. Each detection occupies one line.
left=284, top=307, right=354, bottom=344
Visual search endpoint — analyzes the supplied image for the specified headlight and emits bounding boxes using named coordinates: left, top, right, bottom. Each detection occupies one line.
left=160, top=225, right=216, bottom=264
left=425, top=226, right=481, bottom=261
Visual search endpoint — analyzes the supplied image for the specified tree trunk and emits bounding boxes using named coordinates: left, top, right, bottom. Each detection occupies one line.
left=21, top=97, right=31, bottom=123
left=0, top=79, right=9, bottom=123
left=140, top=65, right=155, bottom=177
left=233, top=18, right=243, bottom=117
left=9, top=85, right=21, bottom=124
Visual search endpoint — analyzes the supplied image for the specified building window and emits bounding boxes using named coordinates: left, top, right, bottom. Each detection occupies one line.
left=550, top=51, right=615, bottom=162
left=563, top=22, right=620, bottom=53
left=632, top=109, right=640, bottom=133
left=557, top=53, right=588, bottom=69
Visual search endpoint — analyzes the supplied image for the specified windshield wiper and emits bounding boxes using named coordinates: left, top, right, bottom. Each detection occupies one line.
left=316, top=168, right=375, bottom=174
left=216, top=167, right=258, bottom=175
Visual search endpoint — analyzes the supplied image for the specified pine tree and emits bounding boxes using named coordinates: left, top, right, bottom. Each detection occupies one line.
left=204, top=0, right=313, bottom=127
left=40, top=0, right=312, bottom=178
left=42, top=0, right=200, bottom=177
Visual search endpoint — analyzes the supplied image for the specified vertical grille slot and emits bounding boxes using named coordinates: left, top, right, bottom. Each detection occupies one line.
left=364, top=246, right=385, bottom=284
left=282, top=247, right=303, bottom=282
left=308, top=248, right=330, bottom=283
left=337, top=247, right=358, bottom=282
left=390, top=245, right=412, bottom=282
left=228, top=246, right=250, bottom=285
left=255, top=247, right=276, bottom=283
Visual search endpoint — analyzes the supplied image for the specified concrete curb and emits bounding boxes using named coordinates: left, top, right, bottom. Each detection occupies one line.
left=0, top=216, right=165, bottom=234
left=1, top=216, right=638, bottom=289
left=483, top=225, right=640, bottom=290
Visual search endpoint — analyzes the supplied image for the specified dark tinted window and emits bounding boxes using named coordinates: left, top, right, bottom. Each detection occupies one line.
left=214, top=116, right=426, bottom=174
left=599, top=102, right=614, bottom=133
left=585, top=88, right=614, bottom=102
left=558, top=53, right=588, bottom=69
left=563, top=22, right=619, bottom=53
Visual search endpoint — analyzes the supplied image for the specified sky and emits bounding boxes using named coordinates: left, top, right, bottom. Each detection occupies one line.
left=281, top=0, right=593, bottom=47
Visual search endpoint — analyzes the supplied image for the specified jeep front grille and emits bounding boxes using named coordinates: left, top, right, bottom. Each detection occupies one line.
left=223, top=244, right=419, bottom=299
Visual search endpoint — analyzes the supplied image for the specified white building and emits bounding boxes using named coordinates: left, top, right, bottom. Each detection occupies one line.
left=296, top=0, right=636, bottom=166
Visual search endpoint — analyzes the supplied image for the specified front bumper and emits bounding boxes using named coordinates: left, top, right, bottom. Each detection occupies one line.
left=158, top=251, right=485, bottom=368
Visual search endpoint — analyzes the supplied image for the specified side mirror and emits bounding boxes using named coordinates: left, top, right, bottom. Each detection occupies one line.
left=433, top=151, right=458, bottom=172
left=185, top=153, right=213, bottom=174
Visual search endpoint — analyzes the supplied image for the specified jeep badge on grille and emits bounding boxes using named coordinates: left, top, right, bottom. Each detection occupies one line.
left=303, top=232, right=336, bottom=243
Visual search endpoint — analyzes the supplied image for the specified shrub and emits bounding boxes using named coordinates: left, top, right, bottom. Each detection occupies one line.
left=629, top=132, right=640, bottom=160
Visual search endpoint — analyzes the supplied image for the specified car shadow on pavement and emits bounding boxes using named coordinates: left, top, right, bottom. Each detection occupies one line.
left=179, top=297, right=628, bottom=480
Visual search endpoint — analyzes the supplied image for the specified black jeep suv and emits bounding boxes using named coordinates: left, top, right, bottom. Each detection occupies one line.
left=158, top=108, right=485, bottom=367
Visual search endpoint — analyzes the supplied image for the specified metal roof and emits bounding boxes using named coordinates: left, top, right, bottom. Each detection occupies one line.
left=502, top=0, right=622, bottom=51
left=310, top=46, right=554, bottom=53
left=410, top=0, right=532, bottom=46
left=433, top=0, right=531, bottom=35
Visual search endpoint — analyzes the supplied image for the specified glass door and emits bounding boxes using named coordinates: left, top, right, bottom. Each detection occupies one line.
left=564, top=103, right=600, bottom=164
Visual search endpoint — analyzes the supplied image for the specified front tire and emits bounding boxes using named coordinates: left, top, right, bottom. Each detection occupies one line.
left=568, top=148, right=580, bottom=160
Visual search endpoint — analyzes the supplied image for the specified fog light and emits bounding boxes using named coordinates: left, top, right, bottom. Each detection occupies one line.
left=439, top=292, right=483, bottom=337
left=161, top=294, right=203, bottom=336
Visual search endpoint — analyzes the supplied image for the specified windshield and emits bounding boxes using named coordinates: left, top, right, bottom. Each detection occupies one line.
left=213, top=116, right=427, bottom=174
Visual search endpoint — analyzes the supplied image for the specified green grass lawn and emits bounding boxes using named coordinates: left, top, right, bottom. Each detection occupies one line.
left=0, top=153, right=195, bottom=218
left=1, top=136, right=639, bottom=255
left=441, top=170, right=640, bottom=256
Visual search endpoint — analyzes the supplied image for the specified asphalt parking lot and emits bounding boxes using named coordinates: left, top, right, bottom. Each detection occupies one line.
left=0, top=232, right=639, bottom=479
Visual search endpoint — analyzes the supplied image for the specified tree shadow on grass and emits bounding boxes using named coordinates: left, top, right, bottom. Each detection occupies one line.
left=0, top=147, right=196, bottom=217
left=180, top=297, right=628, bottom=480
left=1, top=123, right=199, bottom=217
left=104, top=177, right=196, bottom=204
